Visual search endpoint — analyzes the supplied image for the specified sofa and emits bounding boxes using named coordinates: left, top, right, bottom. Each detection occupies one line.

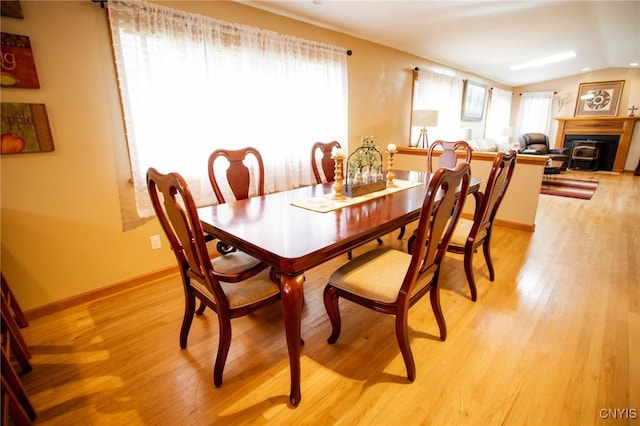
left=466, top=137, right=520, bottom=153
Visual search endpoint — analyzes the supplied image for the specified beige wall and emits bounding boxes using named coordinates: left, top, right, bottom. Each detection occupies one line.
left=1, top=1, right=635, bottom=311
left=512, top=68, right=640, bottom=170
left=0, top=1, right=504, bottom=310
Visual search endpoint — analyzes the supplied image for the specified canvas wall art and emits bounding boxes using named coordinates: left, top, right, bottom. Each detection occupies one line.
left=1, top=32, right=40, bottom=88
left=1, top=102, right=54, bottom=154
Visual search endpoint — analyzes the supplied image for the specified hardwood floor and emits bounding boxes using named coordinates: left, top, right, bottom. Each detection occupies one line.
left=17, top=170, right=639, bottom=425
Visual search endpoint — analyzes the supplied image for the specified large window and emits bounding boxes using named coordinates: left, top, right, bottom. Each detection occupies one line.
left=411, top=68, right=463, bottom=143
left=516, top=91, right=554, bottom=137
left=108, top=0, right=348, bottom=217
left=485, top=87, right=513, bottom=140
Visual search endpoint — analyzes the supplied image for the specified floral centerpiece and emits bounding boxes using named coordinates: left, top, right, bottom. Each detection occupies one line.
left=344, top=134, right=386, bottom=197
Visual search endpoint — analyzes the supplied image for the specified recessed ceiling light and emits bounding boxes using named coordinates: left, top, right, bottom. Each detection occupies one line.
left=510, top=51, right=576, bottom=71
left=631, top=62, right=639, bottom=67
left=582, top=67, right=590, bottom=72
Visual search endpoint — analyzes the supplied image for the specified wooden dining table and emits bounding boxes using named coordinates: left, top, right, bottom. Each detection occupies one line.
left=197, top=170, right=482, bottom=407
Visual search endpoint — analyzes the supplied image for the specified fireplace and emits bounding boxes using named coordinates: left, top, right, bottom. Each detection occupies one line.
left=554, top=117, right=640, bottom=172
left=564, top=135, right=619, bottom=171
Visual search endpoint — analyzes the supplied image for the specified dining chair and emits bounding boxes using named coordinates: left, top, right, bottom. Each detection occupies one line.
left=311, top=141, right=382, bottom=256
left=1, top=282, right=36, bottom=424
left=147, top=168, right=281, bottom=387
left=447, top=150, right=517, bottom=302
left=427, top=139, right=473, bottom=174
left=396, top=139, right=472, bottom=241
left=208, top=147, right=266, bottom=256
left=1, top=273, right=29, bottom=328
left=311, top=141, right=342, bottom=184
left=323, top=163, right=471, bottom=381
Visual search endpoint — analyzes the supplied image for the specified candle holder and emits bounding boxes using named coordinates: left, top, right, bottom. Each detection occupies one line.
left=332, top=155, right=346, bottom=200
left=386, top=150, right=396, bottom=187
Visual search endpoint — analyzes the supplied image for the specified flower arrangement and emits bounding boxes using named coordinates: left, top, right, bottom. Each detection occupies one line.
left=555, top=93, right=572, bottom=115
left=344, top=133, right=386, bottom=196
left=348, top=134, right=383, bottom=178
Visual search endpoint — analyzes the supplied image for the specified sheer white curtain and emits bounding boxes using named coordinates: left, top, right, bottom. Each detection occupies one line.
left=485, top=87, right=513, bottom=140
left=412, top=69, right=463, bottom=143
left=516, top=91, right=554, bottom=137
left=108, top=0, right=348, bottom=216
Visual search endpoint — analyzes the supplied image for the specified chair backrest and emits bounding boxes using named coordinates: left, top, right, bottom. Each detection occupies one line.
left=518, top=133, right=549, bottom=153
left=147, top=168, right=226, bottom=304
left=311, top=141, right=341, bottom=184
left=470, top=150, right=517, bottom=242
left=208, top=147, right=265, bottom=204
left=401, top=162, right=471, bottom=298
left=427, top=140, right=473, bottom=174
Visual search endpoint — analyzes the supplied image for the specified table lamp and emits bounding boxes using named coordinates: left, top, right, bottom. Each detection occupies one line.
left=501, top=127, right=515, bottom=144
left=412, top=109, right=439, bottom=148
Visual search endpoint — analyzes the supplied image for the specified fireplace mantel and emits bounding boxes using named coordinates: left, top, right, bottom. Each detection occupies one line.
left=554, top=116, right=640, bottom=172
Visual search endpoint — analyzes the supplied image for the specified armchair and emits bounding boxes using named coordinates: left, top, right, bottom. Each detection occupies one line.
left=518, top=133, right=569, bottom=170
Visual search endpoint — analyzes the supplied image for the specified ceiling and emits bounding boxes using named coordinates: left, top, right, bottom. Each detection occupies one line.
left=237, top=0, right=640, bottom=87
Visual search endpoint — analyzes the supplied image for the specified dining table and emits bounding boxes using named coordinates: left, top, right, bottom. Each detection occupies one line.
left=197, top=169, right=482, bottom=406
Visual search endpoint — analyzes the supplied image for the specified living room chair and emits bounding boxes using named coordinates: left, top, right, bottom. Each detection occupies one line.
left=518, top=133, right=568, bottom=170
left=323, top=163, right=471, bottom=381
left=447, top=150, right=517, bottom=302
left=147, top=168, right=281, bottom=387
left=311, top=141, right=342, bottom=184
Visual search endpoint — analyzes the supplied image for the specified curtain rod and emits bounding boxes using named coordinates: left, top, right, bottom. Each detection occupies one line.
left=90, top=0, right=352, bottom=55
left=519, top=91, right=558, bottom=95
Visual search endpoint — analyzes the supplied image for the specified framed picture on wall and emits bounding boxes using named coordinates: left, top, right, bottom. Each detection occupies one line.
left=1, top=32, right=40, bottom=88
left=461, top=80, right=487, bottom=121
left=1, top=102, right=55, bottom=154
left=574, top=80, right=624, bottom=117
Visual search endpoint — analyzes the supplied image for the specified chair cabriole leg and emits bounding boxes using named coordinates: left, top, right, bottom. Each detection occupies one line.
left=323, top=285, right=341, bottom=344
left=214, top=316, right=232, bottom=388
left=395, top=310, right=415, bottom=381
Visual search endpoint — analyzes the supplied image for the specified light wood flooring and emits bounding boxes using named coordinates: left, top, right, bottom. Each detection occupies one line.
left=16, top=170, right=640, bottom=425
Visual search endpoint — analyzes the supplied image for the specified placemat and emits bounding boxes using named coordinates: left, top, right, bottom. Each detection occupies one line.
left=291, top=179, right=423, bottom=213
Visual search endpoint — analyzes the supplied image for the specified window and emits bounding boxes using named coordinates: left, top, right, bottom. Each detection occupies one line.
left=108, top=0, right=348, bottom=217
left=485, top=87, right=513, bottom=141
left=516, top=91, right=554, bottom=137
left=411, top=68, right=463, bottom=143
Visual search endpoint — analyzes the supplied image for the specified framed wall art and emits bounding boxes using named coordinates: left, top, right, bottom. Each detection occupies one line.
left=461, top=79, right=487, bottom=121
left=1, top=102, right=54, bottom=154
left=0, top=1, right=23, bottom=19
left=1, top=32, right=40, bottom=88
left=574, top=80, right=624, bottom=117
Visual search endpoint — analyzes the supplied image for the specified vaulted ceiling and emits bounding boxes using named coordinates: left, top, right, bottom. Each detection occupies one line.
left=238, top=0, right=640, bottom=87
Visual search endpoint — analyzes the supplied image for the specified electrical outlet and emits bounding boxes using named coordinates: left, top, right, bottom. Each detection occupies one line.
left=150, top=235, right=162, bottom=250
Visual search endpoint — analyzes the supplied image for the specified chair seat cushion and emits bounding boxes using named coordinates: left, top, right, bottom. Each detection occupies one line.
left=329, top=248, right=434, bottom=303
left=449, top=218, right=488, bottom=248
left=192, top=268, right=280, bottom=309
left=211, top=251, right=263, bottom=275
left=449, top=218, right=474, bottom=247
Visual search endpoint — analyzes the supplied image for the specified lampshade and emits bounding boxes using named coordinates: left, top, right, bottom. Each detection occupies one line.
left=501, top=127, right=515, bottom=137
left=412, top=110, right=439, bottom=127
left=461, top=128, right=473, bottom=140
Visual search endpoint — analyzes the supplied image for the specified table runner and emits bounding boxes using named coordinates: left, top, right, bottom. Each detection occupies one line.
left=291, top=179, right=423, bottom=213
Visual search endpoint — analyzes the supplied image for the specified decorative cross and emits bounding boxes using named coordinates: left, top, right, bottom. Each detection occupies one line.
left=629, top=105, right=638, bottom=116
